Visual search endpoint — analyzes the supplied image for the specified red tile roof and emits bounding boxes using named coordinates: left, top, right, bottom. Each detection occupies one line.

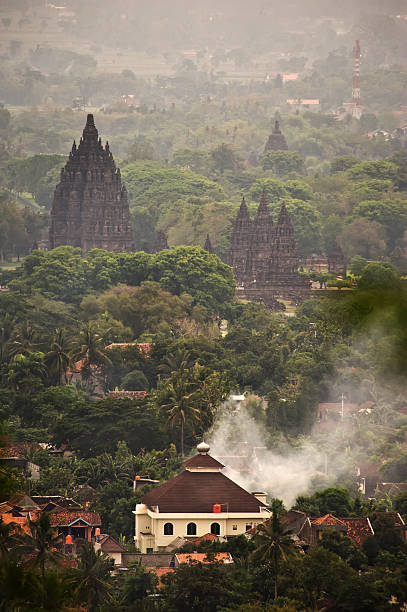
left=175, top=552, right=232, bottom=564
left=340, top=517, right=374, bottom=546
left=0, top=442, right=40, bottom=458
left=187, top=533, right=220, bottom=545
left=311, top=514, right=347, bottom=527
left=67, top=359, right=99, bottom=375
left=311, top=514, right=374, bottom=547
left=108, top=390, right=147, bottom=399
left=372, top=512, right=406, bottom=528
left=105, top=342, right=151, bottom=354
left=1, top=514, right=31, bottom=536
left=142, top=469, right=267, bottom=513
left=30, top=510, right=101, bottom=527
left=152, top=567, right=175, bottom=588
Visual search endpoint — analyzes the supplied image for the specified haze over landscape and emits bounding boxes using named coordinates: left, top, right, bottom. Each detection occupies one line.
left=2, top=1, right=407, bottom=610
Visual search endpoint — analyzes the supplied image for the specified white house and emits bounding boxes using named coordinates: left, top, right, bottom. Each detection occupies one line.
left=134, top=442, right=271, bottom=553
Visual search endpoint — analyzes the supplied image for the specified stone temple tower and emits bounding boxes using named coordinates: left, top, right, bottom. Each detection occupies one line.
left=49, top=114, right=134, bottom=254
left=264, top=120, right=288, bottom=153
left=228, top=195, right=310, bottom=309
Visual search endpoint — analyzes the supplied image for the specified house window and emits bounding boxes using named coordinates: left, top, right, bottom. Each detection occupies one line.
left=246, top=524, right=252, bottom=531
left=232, top=525, right=237, bottom=531
left=211, top=522, right=220, bottom=535
left=146, top=548, right=153, bottom=553
left=187, top=522, right=197, bottom=535
left=164, top=522, right=173, bottom=535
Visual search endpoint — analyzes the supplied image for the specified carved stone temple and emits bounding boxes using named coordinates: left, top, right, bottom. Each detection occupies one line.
left=264, top=120, right=288, bottom=153
left=228, top=194, right=310, bottom=309
left=49, top=114, right=134, bottom=254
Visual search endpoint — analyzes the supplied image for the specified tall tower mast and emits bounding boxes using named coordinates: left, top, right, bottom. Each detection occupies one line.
left=351, top=40, right=362, bottom=119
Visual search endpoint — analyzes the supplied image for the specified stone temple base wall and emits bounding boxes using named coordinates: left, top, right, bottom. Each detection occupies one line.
left=237, top=285, right=311, bottom=311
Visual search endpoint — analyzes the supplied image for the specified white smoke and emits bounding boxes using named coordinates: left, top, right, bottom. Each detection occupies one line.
left=208, top=401, right=328, bottom=508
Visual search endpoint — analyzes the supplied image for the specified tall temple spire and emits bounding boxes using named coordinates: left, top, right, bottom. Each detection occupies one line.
left=277, top=202, right=292, bottom=227
left=49, top=115, right=134, bottom=254
left=82, top=113, right=99, bottom=143
left=228, top=193, right=309, bottom=309
left=152, top=230, right=169, bottom=253
left=256, top=190, right=271, bottom=218
left=204, top=234, right=214, bottom=253
left=237, top=195, right=250, bottom=219
left=228, top=195, right=252, bottom=278
left=264, top=120, right=288, bottom=153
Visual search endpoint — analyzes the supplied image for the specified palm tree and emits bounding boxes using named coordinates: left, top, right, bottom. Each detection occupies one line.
left=158, top=371, right=201, bottom=456
left=44, top=328, right=72, bottom=385
left=74, top=542, right=113, bottom=612
left=0, top=517, right=25, bottom=560
left=9, top=322, right=37, bottom=357
left=21, top=513, right=63, bottom=580
left=71, top=322, right=111, bottom=380
left=71, top=322, right=111, bottom=367
left=6, top=351, right=46, bottom=393
left=0, top=313, right=15, bottom=364
left=251, top=501, right=296, bottom=599
left=159, top=348, right=193, bottom=377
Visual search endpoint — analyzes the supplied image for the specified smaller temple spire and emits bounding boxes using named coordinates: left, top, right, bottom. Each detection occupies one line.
left=204, top=234, right=214, bottom=253
left=277, top=202, right=290, bottom=224
left=264, top=119, right=288, bottom=153
left=152, top=230, right=169, bottom=253
left=256, top=190, right=270, bottom=218
left=85, top=113, right=95, bottom=129
left=238, top=195, right=249, bottom=215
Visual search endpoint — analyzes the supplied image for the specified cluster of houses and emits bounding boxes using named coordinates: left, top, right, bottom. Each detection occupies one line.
left=2, top=441, right=407, bottom=587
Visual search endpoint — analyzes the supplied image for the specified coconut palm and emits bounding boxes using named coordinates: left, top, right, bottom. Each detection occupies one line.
left=9, top=322, right=38, bottom=357
left=20, top=513, right=63, bottom=580
left=74, top=542, right=114, bottom=612
left=159, top=348, right=193, bottom=377
left=158, top=371, right=201, bottom=456
left=0, top=517, right=26, bottom=560
left=0, top=313, right=15, bottom=364
left=44, top=328, right=72, bottom=385
left=70, top=322, right=111, bottom=380
left=6, top=351, right=46, bottom=393
left=251, top=501, right=296, bottom=599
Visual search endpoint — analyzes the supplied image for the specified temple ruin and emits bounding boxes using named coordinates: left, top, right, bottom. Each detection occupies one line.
left=49, top=114, right=134, bottom=254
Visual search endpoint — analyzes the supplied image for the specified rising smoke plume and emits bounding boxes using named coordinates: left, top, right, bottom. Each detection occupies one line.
left=208, top=400, right=329, bottom=508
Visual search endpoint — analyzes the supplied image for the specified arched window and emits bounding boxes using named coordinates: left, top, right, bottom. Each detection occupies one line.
left=211, top=522, right=220, bottom=535
left=164, top=523, right=173, bottom=535
left=187, top=522, right=197, bottom=535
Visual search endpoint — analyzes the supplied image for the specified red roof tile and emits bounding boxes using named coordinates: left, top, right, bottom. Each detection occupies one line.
left=105, top=342, right=151, bottom=354
left=152, top=567, right=175, bottom=588
left=108, top=390, right=147, bottom=399
left=30, top=510, right=101, bottom=527
left=175, top=552, right=232, bottom=564
left=0, top=442, right=40, bottom=458
left=187, top=533, right=220, bottom=544
left=340, top=517, right=374, bottom=546
left=372, top=512, right=406, bottom=528
left=311, top=514, right=347, bottom=527
left=1, top=514, right=31, bottom=535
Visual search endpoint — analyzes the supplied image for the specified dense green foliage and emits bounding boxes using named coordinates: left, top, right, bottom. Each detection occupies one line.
left=1, top=4, right=407, bottom=608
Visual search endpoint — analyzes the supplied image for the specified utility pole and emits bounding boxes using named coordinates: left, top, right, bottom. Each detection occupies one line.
left=351, top=40, right=362, bottom=119
left=340, top=392, right=345, bottom=419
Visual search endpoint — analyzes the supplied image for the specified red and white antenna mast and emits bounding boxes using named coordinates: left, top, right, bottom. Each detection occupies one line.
left=351, top=40, right=362, bottom=118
